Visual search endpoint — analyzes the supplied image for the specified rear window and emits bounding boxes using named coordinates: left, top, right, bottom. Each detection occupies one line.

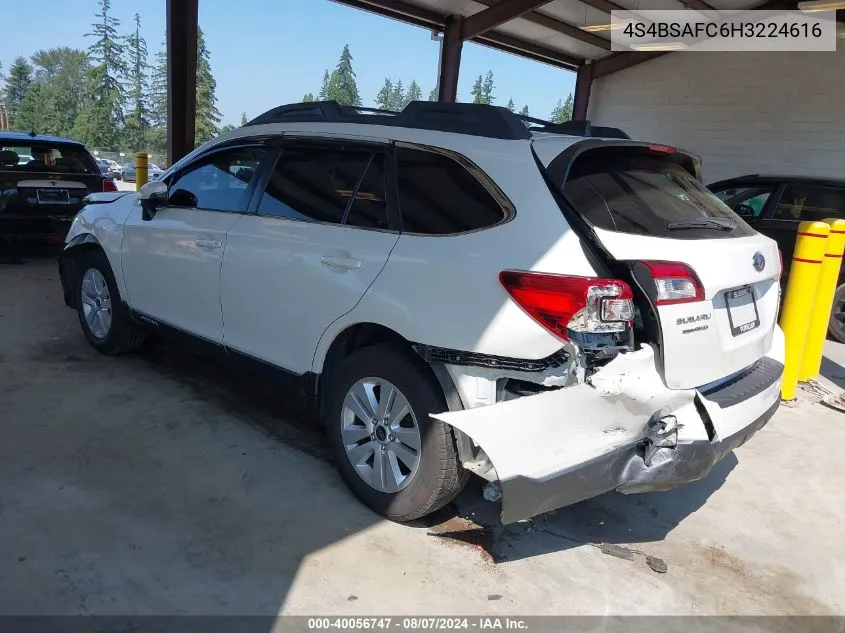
left=0, top=142, right=98, bottom=174
left=558, top=147, right=756, bottom=239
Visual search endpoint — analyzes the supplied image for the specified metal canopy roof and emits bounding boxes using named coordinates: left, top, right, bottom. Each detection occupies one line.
left=331, top=0, right=815, bottom=75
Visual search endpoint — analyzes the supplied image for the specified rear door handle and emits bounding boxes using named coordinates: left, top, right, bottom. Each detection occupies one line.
left=321, top=255, right=362, bottom=270
left=195, top=239, right=222, bottom=251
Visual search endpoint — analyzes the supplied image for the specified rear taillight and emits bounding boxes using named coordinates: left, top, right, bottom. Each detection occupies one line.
left=102, top=178, right=117, bottom=192
left=640, top=261, right=705, bottom=305
left=499, top=271, right=635, bottom=343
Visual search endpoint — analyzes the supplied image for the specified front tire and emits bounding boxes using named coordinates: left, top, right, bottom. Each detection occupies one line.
left=75, top=248, right=146, bottom=355
left=325, top=344, right=468, bottom=522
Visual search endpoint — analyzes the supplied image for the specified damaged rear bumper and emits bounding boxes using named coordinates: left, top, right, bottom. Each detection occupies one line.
left=432, top=328, right=785, bottom=524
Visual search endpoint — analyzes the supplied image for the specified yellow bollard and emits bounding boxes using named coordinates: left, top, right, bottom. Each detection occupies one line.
left=135, top=152, right=149, bottom=191
left=779, top=221, right=830, bottom=400
left=798, top=218, right=845, bottom=382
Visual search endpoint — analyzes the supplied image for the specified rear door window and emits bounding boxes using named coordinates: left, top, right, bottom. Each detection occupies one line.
left=771, top=185, right=845, bottom=222
left=556, top=147, right=756, bottom=239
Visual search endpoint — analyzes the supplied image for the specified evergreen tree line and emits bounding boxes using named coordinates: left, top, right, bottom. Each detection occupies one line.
left=0, top=0, right=221, bottom=155
left=300, top=45, right=574, bottom=124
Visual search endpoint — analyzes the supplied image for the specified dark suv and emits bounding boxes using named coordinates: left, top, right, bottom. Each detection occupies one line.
left=0, top=132, right=117, bottom=248
left=708, top=174, right=845, bottom=342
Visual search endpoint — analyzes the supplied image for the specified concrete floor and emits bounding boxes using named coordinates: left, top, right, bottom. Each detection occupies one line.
left=1, top=254, right=844, bottom=616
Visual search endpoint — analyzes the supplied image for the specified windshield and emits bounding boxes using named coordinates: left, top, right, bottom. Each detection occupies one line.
left=559, top=147, right=756, bottom=239
left=0, top=142, right=98, bottom=175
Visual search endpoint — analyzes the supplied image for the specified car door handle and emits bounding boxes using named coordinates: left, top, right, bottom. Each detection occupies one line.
left=321, top=255, right=362, bottom=270
left=195, top=239, right=222, bottom=251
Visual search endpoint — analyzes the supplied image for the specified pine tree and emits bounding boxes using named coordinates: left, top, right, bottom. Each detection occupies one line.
left=240, top=112, right=248, bottom=125
left=318, top=70, right=330, bottom=100
left=29, top=48, right=91, bottom=138
left=301, top=93, right=315, bottom=103
left=428, top=87, right=436, bottom=101
left=375, top=78, right=394, bottom=110
left=326, top=45, right=361, bottom=106
left=17, top=81, right=48, bottom=133
left=550, top=92, right=574, bottom=124
left=405, top=80, right=422, bottom=105
left=77, top=0, right=128, bottom=148
left=391, top=79, right=404, bottom=110
left=195, top=26, right=222, bottom=145
left=4, top=57, right=33, bottom=126
left=520, top=105, right=529, bottom=116
left=470, top=75, right=484, bottom=104
left=123, top=13, right=150, bottom=152
left=481, top=71, right=495, bottom=105
left=506, top=98, right=515, bottom=112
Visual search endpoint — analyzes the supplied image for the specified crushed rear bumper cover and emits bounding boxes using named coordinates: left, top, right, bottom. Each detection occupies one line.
left=432, top=329, right=784, bottom=524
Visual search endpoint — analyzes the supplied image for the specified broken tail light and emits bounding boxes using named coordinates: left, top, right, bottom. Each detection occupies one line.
left=499, top=271, right=635, bottom=347
left=639, top=261, right=705, bottom=306
left=102, top=178, right=118, bottom=192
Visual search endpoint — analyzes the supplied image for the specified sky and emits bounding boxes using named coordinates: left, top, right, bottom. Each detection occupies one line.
left=0, top=0, right=576, bottom=127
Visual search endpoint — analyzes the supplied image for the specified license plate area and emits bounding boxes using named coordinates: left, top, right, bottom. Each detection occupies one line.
left=725, top=285, right=760, bottom=336
left=36, top=188, right=71, bottom=204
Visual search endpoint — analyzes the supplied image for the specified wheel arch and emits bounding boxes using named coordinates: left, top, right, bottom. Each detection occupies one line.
left=315, top=322, right=465, bottom=416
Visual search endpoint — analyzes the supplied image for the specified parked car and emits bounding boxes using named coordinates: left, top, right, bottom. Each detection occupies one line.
left=0, top=131, right=118, bottom=247
left=708, top=174, right=845, bottom=342
left=57, top=102, right=784, bottom=525
left=121, top=162, right=163, bottom=182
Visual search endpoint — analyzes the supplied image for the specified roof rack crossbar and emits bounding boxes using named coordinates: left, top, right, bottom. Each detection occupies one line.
left=244, top=101, right=629, bottom=141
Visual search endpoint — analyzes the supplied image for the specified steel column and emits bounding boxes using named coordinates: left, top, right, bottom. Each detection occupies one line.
left=573, top=63, right=593, bottom=121
left=437, top=16, right=463, bottom=102
left=166, top=0, right=199, bottom=166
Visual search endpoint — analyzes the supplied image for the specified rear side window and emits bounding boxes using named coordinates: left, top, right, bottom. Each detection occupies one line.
left=0, top=142, right=98, bottom=174
left=558, top=147, right=756, bottom=239
left=395, top=146, right=508, bottom=235
left=258, top=143, right=389, bottom=230
left=772, top=185, right=845, bottom=222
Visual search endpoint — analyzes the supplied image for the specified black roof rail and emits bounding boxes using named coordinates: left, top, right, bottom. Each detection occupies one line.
left=244, top=100, right=630, bottom=141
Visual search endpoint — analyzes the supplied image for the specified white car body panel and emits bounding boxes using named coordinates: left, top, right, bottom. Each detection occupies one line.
left=593, top=227, right=781, bottom=389
left=121, top=205, right=241, bottom=342
left=222, top=215, right=399, bottom=373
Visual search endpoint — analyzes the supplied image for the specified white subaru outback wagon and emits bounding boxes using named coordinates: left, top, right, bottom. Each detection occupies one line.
left=58, top=101, right=784, bottom=524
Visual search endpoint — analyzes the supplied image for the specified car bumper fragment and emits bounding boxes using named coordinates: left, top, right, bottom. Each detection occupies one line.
left=432, top=329, right=785, bottom=524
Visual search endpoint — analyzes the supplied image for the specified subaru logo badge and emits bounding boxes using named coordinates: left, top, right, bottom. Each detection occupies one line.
left=753, top=252, right=765, bottom=272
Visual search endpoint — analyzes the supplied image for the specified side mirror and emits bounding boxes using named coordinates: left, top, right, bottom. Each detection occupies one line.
left=139, top=180, right=168, bottom=221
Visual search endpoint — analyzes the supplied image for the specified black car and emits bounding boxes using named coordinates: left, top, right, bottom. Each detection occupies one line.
left=1, top=132, right=118, bottom=247
left=708, top=174, right=845, bottom=342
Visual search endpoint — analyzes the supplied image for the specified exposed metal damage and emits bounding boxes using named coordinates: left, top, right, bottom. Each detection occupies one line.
left=432, top=331, right=784, bottom=524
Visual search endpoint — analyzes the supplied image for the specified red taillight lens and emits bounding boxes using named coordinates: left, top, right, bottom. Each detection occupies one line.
left=640, top=261, right=705, bottom=305
left=102, top=178, right=118, bottom=192
left=649, top=144, right=676, bottom=154
left=499, top=271, right=635, bottom=342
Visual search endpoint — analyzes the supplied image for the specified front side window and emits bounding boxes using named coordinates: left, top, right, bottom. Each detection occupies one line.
left=715, top=186, right=776, bottom=220
left=394, top=146, right=508, bottom=235
left=167, top=146, right=269, bottom=212
left=258, top=143, right=389, bottom=230
left=772, top=185, right=845, bottom=222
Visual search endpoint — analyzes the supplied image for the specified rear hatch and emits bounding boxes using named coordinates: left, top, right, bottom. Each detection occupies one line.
left=0, top=142, right=108, bottom=228
left=533, top=139, right=781, bottom=390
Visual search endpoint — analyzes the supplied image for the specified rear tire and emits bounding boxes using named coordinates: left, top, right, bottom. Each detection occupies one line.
left=829, top=284, right=845, bottom=344
left=325, top=344, right=468, bottom=522
left=75, top=248, right=146, bottom=355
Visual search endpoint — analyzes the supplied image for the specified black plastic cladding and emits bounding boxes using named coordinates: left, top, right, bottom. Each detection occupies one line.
left=245, top=100, right=629, bottom=142
left=413, top=344, right=570, bottom=372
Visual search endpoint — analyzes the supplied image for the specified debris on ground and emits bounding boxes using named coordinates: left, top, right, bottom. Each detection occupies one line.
left=600, top=543, right=634, bottom=561
left=646, top=555, right=668, bottom=574
left=487, top=594, right=502, bottom=601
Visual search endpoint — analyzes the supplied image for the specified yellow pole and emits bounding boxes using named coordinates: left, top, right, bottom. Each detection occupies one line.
left=798, top=218, right=845, bottom=382
left=779, top=220, right=830, bottom=400
left=135, top=152, right=149, bottom=191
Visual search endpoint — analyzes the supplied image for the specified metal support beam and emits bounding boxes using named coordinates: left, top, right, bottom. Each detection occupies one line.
left=591, top=51, right=666, bottom=78
left=437, top=16, right=463, bottom=102
left=573, top=63, right=593, bottom=120
left=460, top=0, right=555, bottom=40
left=166, top=0, right=199, bottom=166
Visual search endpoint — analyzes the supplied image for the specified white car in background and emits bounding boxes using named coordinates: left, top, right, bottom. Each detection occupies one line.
left=57, top=101, right=785, bottom=524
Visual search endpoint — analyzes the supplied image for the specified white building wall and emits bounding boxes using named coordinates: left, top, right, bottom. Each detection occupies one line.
left=587, top=49, right=845, bottom=184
